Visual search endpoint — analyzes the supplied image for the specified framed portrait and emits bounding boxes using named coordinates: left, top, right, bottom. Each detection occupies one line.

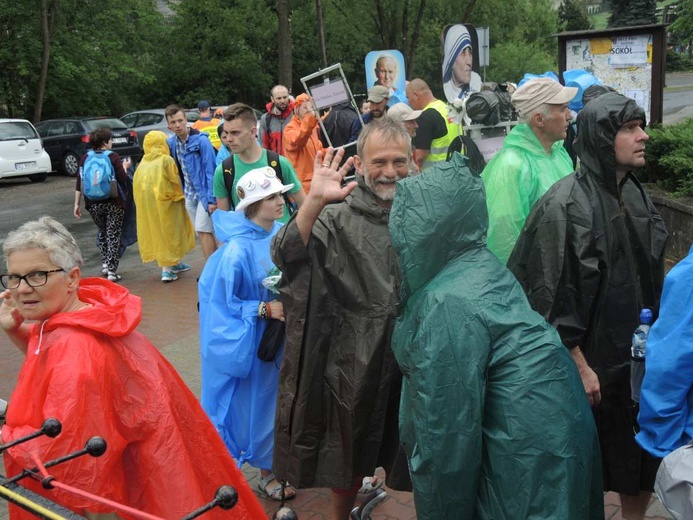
left=365, top=50, right=408, bottom=107
left=441, top=24, right=483, bottom=103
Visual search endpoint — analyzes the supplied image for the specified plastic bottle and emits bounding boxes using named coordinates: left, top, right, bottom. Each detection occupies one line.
left=630, top=308, right=653, bottom=403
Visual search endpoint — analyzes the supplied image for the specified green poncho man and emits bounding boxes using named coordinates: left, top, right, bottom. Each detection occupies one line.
left=481, top=123, right=573, bottom=264
left=389, top=153, right=604, bottom=519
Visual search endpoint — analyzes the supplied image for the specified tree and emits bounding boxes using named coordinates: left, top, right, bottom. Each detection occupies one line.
left=277, top=0, right=292, bottom=86
left=607, top=0, right=657, bottom=27
left=558, top=0, right=592, bottom=32
left=35, top=0, right=60, bottom=123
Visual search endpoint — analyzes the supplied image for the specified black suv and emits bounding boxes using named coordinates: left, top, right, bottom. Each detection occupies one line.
left=35, top=117, right=143, bottom=176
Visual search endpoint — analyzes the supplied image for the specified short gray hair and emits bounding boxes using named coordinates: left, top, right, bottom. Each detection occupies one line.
left=356, top=117, right=412, bottom=160
left=3, top=216, right=83, bottom=271
left=519, top=103, right=552, bottom=125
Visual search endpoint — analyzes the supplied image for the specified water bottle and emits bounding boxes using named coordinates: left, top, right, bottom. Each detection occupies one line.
left=630, top=308, right=653, bottom=403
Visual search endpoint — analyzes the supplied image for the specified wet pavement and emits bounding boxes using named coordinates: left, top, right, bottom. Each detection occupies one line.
left=0, top=240, right=674, bottom=519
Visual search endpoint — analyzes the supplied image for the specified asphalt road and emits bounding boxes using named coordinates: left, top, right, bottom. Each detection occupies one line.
left=0, top=175, right=160, bottom=279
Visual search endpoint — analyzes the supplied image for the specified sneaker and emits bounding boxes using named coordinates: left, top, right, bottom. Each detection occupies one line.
left=101, top=264, right=109, bottom=275
left=161, top=271, right=179, bottom=283
left=171, top=262, right=191, bottom=274
left=107, top=272, right=122, bottom=283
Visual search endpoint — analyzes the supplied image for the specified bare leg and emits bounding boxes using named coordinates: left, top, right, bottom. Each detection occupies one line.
left=198, top=231, right=217, bottom=259
left=620, top=491, right=652, bottom=520
left=331, top=488, right=359, bottom=520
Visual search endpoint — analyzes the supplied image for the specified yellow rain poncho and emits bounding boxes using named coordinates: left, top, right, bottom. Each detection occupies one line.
left=133, top=131, right=195, bottom=267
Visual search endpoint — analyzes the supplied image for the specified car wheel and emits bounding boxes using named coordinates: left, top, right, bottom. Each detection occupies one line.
left=28, top=173, right=48, bottom=183
left=62, top=152, right=80, bottom=177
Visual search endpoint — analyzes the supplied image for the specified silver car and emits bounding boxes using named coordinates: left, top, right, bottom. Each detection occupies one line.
left=120, top=109, right=174, bottom=144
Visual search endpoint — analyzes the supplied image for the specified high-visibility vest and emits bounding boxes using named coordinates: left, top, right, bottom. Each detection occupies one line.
left=192, top=118, right=222, bottom=150
left=421, top=99, right=459, bottom=170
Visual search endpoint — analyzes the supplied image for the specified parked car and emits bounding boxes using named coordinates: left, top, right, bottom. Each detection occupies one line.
left=35, top=117, right=143, bottom=176
left=120, top=109, right=174, bottom=143
left=0, top=119, right=52, bottom=183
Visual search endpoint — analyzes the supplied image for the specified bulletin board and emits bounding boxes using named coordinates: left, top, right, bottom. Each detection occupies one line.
left=557, top=24, right=667, bottom=125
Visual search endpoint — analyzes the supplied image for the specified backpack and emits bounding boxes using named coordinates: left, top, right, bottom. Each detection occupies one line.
left=82, top=150, right=116, bottom=201
left=222, top=150, right=296, bottom=214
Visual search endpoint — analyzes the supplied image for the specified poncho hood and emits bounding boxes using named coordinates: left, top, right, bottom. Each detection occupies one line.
left=504, top=122, right=564, bottom=157
left=574, top=92, right=646, bottom=193
left=347, top=178, right=392, bottom=224
left=390, top=153, right=486, bottom=295
left=142, top=130, right=171, bottom=161
left=211, top=208, right=282, bottom=244
left=42, top=277, right=141, bottom=337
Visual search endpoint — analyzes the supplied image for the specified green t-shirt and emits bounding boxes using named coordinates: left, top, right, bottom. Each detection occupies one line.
left=213, top=150, right=302, bottom=224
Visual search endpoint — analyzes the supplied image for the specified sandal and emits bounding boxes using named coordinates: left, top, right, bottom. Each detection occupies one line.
left=358, top=476, right=383, bottom=494
left=257, top=473, right=296, bottom=502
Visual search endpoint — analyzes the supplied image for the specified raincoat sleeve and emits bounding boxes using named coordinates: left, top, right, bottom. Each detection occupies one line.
left=637, top=256, right=693, bottom=457
left=2, top=331, right=130, bottom=512
left=508, top=192, right=600, bottom=349
left=156, top=156, right=186, bottom=202
left=200, top=249, right=262, bottom=380
left=283, top=112, right=319, bottom=152
left=200, top=136, right=218, bottom=205
left=401, top=297, right=487, bottom=513
left=483, top=150, right=533, bottom=264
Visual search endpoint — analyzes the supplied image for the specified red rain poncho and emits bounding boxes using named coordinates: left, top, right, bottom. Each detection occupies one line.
left=2, top=278, right=265, bottom=520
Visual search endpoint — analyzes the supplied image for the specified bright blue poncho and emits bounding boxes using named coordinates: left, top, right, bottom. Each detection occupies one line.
left=199, top=210, right=283, bottom=469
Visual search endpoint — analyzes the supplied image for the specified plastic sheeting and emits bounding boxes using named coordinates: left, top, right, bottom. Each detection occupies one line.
left=389, top=153, right=603, bottom=520
left=2, top=278, right=265, bottom=520
left=199, top=210, right=283, bottom=470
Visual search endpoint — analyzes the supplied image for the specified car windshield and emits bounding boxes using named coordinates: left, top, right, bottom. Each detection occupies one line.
left=84, top=118, right=129, bottom=131
left=0, top=121, right=39, bottom=141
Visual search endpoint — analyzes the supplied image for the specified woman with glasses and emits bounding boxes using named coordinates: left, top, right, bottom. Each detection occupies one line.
left=73, top=127, right=131, bottom=283
left=0, top=216, right=265, bottom=519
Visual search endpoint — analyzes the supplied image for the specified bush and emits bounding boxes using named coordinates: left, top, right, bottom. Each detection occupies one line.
left=666, top=50, right=693, bottom=72
left=641, top=119, right=693, bottom=195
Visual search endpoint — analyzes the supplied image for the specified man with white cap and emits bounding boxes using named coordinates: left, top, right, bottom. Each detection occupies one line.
left=387, top=103, right=422, bottom=138
left=442, top=24, right=483, bottom=103
left=349, top=85, right=390, bottom=142
left=481, top=76, right=577, bottom=264
left=388, top=103, right=423, bottom=175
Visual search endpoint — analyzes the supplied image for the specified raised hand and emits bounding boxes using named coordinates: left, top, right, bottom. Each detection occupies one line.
left=0, top=289, right=24, bottom=333
left=309, top=148, right=357, bottom=206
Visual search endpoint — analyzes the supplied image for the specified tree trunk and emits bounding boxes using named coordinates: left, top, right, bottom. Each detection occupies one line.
left=34, top=0, right=59, bottom=124
left=406, top=0, right=427, bottom=76
left=315, top=0, right=328, bottom=68
left=277, top=0, right=292, bottom=89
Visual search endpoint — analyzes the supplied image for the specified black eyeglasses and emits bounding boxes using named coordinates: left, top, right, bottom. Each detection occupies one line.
left=0, top=269, right=65, bottom=289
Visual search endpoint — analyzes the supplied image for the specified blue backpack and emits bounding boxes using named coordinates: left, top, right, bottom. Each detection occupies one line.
left=82, top=150, right=115, bottom=201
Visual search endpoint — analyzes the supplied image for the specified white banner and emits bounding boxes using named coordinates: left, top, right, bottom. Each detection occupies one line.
left=609, top=35, right=648, bottom=68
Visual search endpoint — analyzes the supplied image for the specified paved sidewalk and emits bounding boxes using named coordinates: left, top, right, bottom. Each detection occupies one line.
left=0, top=243, right=674, bottom=519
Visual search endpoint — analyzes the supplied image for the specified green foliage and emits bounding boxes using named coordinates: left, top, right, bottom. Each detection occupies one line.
left=607, top=0, right=657, bottom=27
left=666, top=49, right=693, bottom=71
left=0, top=0, right=565, bottom=120
left=641, top=119, right=693, bottom=195
left=558, top=0, right=592, bottom=31
left=0, top=0, right=168, bottom=120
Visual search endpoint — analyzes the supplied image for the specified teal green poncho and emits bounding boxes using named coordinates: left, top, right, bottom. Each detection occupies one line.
left=389, top=153, right=603, bottom=519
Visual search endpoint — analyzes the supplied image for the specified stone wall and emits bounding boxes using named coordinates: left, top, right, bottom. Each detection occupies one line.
left=647, top=187, right=693, bottom=261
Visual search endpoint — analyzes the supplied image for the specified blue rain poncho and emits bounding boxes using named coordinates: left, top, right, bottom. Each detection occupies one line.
left=199, top=210, right=283, bottom=469
left=637, top=244, right=693, bottom=458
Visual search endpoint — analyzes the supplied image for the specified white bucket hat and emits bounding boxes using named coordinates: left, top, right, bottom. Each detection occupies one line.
left=235, top=166, right=294, bottom=212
